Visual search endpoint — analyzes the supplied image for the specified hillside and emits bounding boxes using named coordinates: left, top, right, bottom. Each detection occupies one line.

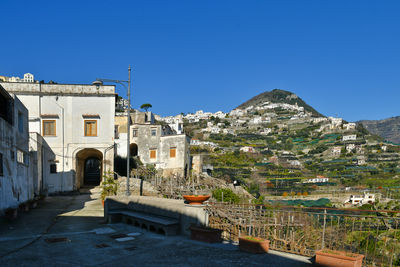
left=358, top=116, right=400, bottom=144
left=162, top=89, right=400, bottom=201
left=236, top=89, right=323, bottom=117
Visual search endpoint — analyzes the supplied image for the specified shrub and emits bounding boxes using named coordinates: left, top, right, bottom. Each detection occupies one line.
left=282, top=192, right=288, bottom=197
left=303, top=192, right=309, bottom=196
left=212, top=188, right=240, bottom=203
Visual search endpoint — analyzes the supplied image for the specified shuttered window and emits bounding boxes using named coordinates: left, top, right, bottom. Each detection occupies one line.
left=50, top=164, right=57, bottom=173
left=149, top=149, right=156, bottom=159
left=43, top=120, right=56, bottom=136
left=170, top=148, right=176, bottom=158
left=84, top=120, right=97, bottom=136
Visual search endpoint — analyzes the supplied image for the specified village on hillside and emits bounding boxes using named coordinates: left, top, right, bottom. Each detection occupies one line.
left=1, top=74, right=400, bottom=266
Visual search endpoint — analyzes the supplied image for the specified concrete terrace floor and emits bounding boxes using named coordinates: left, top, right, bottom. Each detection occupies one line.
left=0, top=188, right=313, bottom=267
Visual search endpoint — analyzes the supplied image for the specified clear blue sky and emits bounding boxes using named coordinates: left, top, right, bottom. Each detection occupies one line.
left=1, top=0, right=400, bottom=121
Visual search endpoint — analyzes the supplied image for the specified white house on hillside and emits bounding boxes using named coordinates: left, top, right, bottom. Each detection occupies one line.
left=0, top=81, right=116, bottom=193
left=343, top=134, right=357, bottom=141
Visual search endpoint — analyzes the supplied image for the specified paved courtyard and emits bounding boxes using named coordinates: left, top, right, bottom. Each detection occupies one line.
left=0, top=188, right=313, bottom=266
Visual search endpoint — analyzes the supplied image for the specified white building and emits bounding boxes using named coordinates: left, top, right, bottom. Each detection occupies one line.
left=357, top=156, right=366, bottom=165
left=260, top=128, right=272, bottom=135
left=343, top=134, right=357, bottom=141
left=0, top=81, right=116, bottom=193
left=0, top=73, right=35, bottom=83
left=125, top=111, right=191, bottom=178
left=343, top=123, right=356, bottom=130
left=329, top=117, right=343, bottom=129
left=23, top=73, right=34, bottom=83
left=229, top=109, right=245, bottom=117
left=213, top=111, right=226, bottom=119
left=0, top=85, right=31, bottom=213
left=240, top=146, right=256, bottom=153
left=313, top=117, right=328, bottom=123
left=346, top=193, right=375, bottom=206
left=331, top=146, right=342, bottom=156
left=250, top=116, right=262, bottom=124
left=190, top=139, right=218, bottom=148
left=346, top=143, right=356, bottom=153
left=303, top=177, right=329, bottom=183
left=223, top=128, right=235, bottom=135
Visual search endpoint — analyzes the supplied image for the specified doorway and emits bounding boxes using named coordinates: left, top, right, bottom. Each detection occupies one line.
left=84, top=157, right=101, bottom=185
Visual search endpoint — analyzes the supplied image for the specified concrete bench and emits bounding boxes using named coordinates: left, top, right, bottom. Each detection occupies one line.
left=108, top=209, right=180, bottom=236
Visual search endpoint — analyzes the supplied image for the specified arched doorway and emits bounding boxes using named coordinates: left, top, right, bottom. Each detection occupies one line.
left=130, top=143, right=138, bottom=157
left=75, top=148, right=103, bottom=188
left=84, top=157, right=101, bottom=185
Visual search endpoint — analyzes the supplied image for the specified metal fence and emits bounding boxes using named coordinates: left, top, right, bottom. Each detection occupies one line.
left=206, top=203, right=400, bottom=266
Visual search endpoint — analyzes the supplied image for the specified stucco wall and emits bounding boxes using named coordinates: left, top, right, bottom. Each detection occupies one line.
left=0, top=93, right=31, bottom=213
left=0, top=82, right=116, bottom=193
left=129, top=123, right=190, bottom=177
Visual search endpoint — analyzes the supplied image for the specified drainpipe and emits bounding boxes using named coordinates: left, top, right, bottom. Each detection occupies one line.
left=54, top=97, right=65, bottom=192
left=104, top=143, right=116, bottom=182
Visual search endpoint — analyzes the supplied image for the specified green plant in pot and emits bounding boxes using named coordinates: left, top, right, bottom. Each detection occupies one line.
left=101, top=171, right=118, bottom=206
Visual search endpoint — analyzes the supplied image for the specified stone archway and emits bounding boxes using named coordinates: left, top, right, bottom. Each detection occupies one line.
left=75, top=148, right=103, bottom=188
left=130, top=143, right=138, bottom=157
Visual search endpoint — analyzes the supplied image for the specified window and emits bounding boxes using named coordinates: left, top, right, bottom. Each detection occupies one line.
left=50, top=164, right=57, bottom=173
left=43, top=120, right=56, bottom=136
left=17, top=150, right=24, bottom=164
left=132, top=129, right=138, bottom=137
left=151, top=128, right=157, bottom=136
left=18, top=112, right=23, bottom=133
left=84, top=120, right=97, bottom=136
left=0, top=153, right=3, bottom=176
left=149, top=149, right=156, bottom=159
left=115, top=125, right=119, bottom=139
left=170, top=147, right=176, bottom=158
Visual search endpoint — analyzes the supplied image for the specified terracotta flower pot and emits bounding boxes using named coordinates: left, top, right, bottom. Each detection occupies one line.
left=189, top=225, right=222, bottom=243
left=183, top=195, right=210, bottom=205
left=239, top=236, right=270, bottom=254
left=316, top=249, right=364, bottom=267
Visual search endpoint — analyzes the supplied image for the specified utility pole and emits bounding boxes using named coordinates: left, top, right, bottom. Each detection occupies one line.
left=96, top=66, right=132, bottom=196
left=126, top=66, right=131, bottom=196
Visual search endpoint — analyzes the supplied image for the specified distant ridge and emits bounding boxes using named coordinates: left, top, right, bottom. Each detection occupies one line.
left=358, top=116, right=400, bottom=144
left=236, top=89, right=324, bottom=117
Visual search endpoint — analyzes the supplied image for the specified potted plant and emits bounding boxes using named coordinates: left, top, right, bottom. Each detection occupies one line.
left=101, top=171, right=118, bottom=207
left=315, top=249, right=364, bottom=267
left=239, top=235, right=270, bottom=254
left=189, top=224, right=222, bottom=243
left=183, top=195, right=210, bottom=205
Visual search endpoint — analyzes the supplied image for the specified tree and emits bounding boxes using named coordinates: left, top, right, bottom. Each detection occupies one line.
left=140, top=103, right=152, bottom=111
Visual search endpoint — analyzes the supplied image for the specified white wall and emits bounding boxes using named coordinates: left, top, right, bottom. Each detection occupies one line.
left=0, top=93, right=31, bottom=213
left=1, top=82, right=116, bottom=193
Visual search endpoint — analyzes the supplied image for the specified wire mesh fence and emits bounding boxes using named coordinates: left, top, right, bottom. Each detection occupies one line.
left=206, top=203, right=400, bottom=266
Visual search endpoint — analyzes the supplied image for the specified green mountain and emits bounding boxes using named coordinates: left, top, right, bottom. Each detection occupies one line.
left=358, top=116, right=400, bottom=144
left=236, top=89, right=323, bottom=117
